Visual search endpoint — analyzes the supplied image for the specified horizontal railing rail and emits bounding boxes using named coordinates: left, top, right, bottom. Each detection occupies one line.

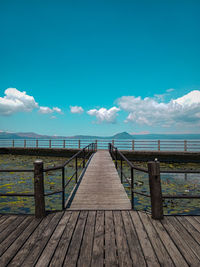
left=109, top=143, right=200, bottom=219
left=0, top=138, right=200, bottom=151
left=0, top=143, right=96, bottom=217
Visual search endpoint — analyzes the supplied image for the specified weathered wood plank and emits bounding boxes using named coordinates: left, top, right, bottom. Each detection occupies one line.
left=147, top=214, right=188, bottom=267
left=49, top=211, right=79, bottom=267
left=35, top=211, right=72, bottom=267
left=104, top=211, right=118, bottom=267
left=63, top=211, right=88, bottom=267
left=21, top=212, right=63, bottom=266
left=185, top=216, right=200, bottom=233
left=113, top=211, right=133, bottom=266
left=78, top=211, right=96, bottom=267
left=0, top=217, right=41, bottom=266
left=176, top=216, right=200, bottom=245
left=121, top=211, right=146, bottom=266
left=91, top=210, right=104, bottom=267
left=9, top=213, right=55, bottom=267
left=162, top=216, right=200, bottom=266
left=139, top=212, right=174, bottom=266
left=130, top=211, right=160, bottom=267
left=0, top=216, right=25, bottom=244
left=0, top=216, right=32, bottom=256
left=0, top=215, right=18, bottom=234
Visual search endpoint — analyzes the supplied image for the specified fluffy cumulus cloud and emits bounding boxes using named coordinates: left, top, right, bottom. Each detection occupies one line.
left=118, top=90, right=200, bottom=128
left=70, top=105, right=84, bottom=114
left=87, top=107, right=120, bottom=123
left=0, top=88, right=38, bottom=115
left=39, top=106, right=63, bottom=114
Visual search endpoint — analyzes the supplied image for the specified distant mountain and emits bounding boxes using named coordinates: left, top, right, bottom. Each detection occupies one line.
left=0, top=131, right=200, bottom=140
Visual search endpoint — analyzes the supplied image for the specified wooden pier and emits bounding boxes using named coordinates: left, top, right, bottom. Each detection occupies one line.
left=68, top=150, right=131, bottom=210
left=0, top=150, right=200, bottom=266
left=0, top=211, right=200, bottom=266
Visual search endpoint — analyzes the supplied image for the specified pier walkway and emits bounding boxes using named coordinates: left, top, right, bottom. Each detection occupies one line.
left=68, top=150, right=131, bottom=210
left=0, top=150, right=200, bottom=266
left=1, top=211, right=200, bottom=266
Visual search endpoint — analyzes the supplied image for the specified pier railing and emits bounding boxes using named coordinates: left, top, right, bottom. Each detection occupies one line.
left=1, top=138, right=200, bottom=151
left=0, top=143, right=96, bottom=217
left=109, top=143, right=200, bottom=219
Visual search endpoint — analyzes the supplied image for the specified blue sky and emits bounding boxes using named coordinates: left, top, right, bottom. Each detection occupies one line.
left=0, top=0, right=200, bottom=136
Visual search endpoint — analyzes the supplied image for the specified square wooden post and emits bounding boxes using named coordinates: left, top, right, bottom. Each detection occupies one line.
left=148, top=161, right=163, bottom=220
left=34, top=160, right=46, bottom=218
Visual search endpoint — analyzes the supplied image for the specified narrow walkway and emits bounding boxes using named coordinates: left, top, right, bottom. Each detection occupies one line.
left=68, top=150, right=131, bottom=210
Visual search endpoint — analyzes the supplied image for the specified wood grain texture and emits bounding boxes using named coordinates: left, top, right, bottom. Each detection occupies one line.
left=1, top=211, right=200, bottom=266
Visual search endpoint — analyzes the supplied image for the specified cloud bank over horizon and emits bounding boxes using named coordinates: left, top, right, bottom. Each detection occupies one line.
left=118, top=90, right=200, bottom=128
left=1, top=87, right=200, bottom=132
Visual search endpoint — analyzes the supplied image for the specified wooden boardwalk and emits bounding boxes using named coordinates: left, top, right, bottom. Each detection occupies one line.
left=68, top=150, right=131, bottom=210
left=0, top=211, right=200, bottom=266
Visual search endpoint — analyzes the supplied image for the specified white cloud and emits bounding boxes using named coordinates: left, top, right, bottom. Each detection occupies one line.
left=0, top=88, right=38, bottom=115
left=166, top=88, right=175, bottom=93
left=39, top=106, right=53, bottom=114
left=87, top=107, right=120, bottom=123
left=53, top=107, right=62, bottom=114
left=39, top=106, right=63, bottom=114
left=70, top=106, right=84, bottom=114
left=118, top=90, right=200, bottom=128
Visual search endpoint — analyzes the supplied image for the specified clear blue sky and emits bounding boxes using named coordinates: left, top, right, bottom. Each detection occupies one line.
left=0, top=0, right=200, bottom=136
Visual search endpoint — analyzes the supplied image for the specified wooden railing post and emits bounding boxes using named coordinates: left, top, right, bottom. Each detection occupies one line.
left=36, top=139, right=38, bottom=148
left=34, top=160, right=45, bottom=218
left=115, top=148, right=118, bottom=169
left=49, top=140, right=51, bottom=148
left=158, top=140, right=160, bottom=151
left=112, top=140, right=114, bottom=147
left=132, top=140, right=134, bottom=151
left=184, top=140, right=187, bottom=151
left=95, top=140, right=98, bottom=150
left=12, top=140, right=14, bottom=148
left=24, top=140, right=26, bottom=148
left=78, top=140, right=81, bottom=149
left=75, top=156, right=78, bottom=183
left=148, top=161, right=163, bottom=220
left=120, top=158, right=123, bottom=183
left=62, top=167, right=65, bottom=210
left=83, top=148, right=85, bottom=168
left=63, top=140, right=65, bottom=148
left=131, top=167, right=134, bottom=209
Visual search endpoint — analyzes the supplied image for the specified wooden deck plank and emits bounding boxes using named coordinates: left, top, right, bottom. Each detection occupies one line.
left=147, top=214, right=188, bottom=267
left=8, top=213, right=55, bottom=267
left=139, top=212, right=174, bottom=266
left=0, top=216, right=25, bottom=244
left=0, top=217, right=41, bottom=266
left=121, top=211, right=146, bottom=266
left=0, top=216, right=32, bottom=256
left=113, top=211, right=133, bottom=267
left=176, top=216, right=200, bottom=245
left=162, top=216, right=200, bottom=266
left=91, top=210, right=105, bottom=267
left=68, top=151, right=131, bottom=210
left=185, top=216, right=200, bottom=233
left=49, top=211, right=79, bottom=267
left=104, top=211, right=118, bottom=267
left=0, top=215, right=18, bottom=234
left=21, top=212, right=64, bottom=266
left=63, top=211, right=88, bottom=267
left=35, top=211, right=72, bottom=267
left=78, top=211, right=96, bottom=267
left=130, top=211, right=160, bottom=267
